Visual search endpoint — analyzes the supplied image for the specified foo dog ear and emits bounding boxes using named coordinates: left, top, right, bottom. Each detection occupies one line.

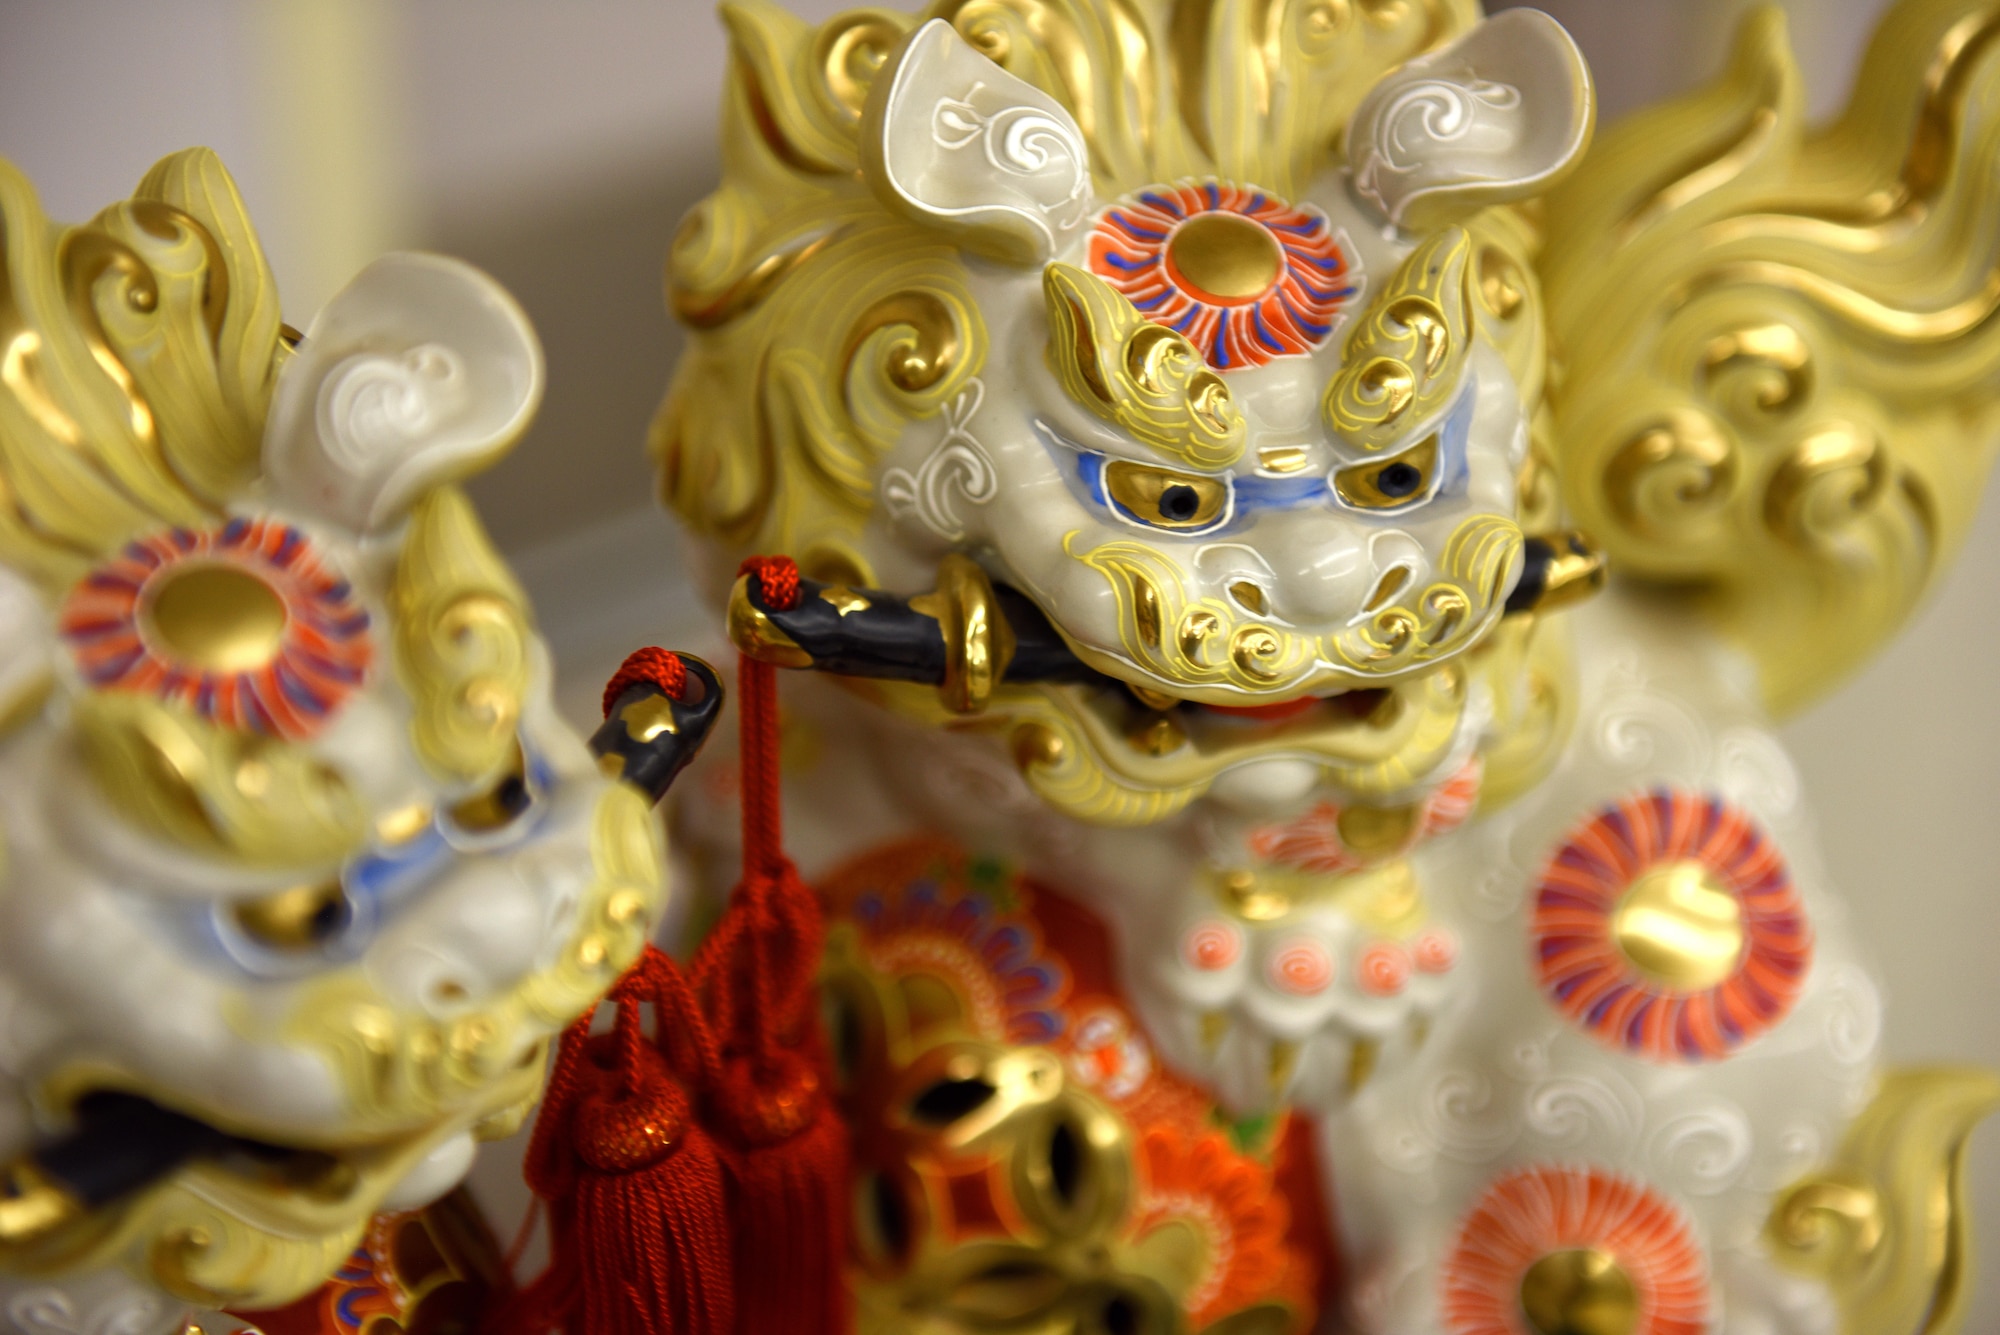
left=264, top=253, right=544, bottom=533
left=860, top=19, right=1095, bottom=266
left=1347, top=8, right=1593, bottom=231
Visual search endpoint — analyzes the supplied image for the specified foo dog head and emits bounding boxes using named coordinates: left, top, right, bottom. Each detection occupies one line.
left=0, top=151, right=665, bottom=1313
left=660, top=1, right=1592, bottom=824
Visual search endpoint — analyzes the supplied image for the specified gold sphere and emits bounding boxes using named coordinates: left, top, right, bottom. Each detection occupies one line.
left=1612, top=859, right=1746, bottom=991
left=1518, top=1247, right=1641, bottom=1335
left=143, top=563, right=288, bottom=674
left=1167, top=212, right=1283, bottom=303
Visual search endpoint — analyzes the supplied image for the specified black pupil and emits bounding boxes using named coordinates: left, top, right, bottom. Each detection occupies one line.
left=1377, top=461, right=1424, bottom=499
left=491, top=773, right=532, bottom=821
left=1157, top=484, right=1201, bottom=521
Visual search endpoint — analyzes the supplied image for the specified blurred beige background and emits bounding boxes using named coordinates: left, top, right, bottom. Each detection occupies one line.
left=5, top=0, right=1997, bottom=1328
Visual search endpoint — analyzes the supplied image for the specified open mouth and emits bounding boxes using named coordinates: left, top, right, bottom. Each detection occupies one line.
left=1052, top=670, right=1432, bottom=776
left=727, top=553, right=1482, bottom=809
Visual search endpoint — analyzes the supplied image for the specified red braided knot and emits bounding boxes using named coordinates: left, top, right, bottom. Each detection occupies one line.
left=738, top=555, right=802, bottom=611
left=602, top=647, right=688, bottom=718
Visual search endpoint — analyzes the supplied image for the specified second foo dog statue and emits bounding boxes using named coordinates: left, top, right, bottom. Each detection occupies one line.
left=654, top=0, right=2000, bottom=1331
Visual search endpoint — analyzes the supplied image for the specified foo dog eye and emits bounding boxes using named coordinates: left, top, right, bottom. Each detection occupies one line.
left=231, top=880, right=350, bottom=951
left=1333, top=434, right=1440, bottom=511
left=1102, top=459, right=1229, bottom=531
left=446, top=741, right=534, bottom=835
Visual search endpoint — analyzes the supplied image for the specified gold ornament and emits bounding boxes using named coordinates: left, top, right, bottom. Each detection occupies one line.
left=1768, top=1067, right=2000, bottom=1335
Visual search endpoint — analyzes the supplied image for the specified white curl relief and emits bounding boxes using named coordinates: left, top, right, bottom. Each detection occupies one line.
left=933, top=87, right=1091, bottom=237
left=1417, top=1069, right=1521, bottom=1162
left=5, top=1284, right=171, bottom=1335
left=316, top=343, right=469, bottom=473
left=1820, top=963, right=1884, bottom=1066
left=1649, top=1103, right=1754, bottom=1196
left=1352, top=74, right=1524, bottom=210
left=1715, top=726, right=1802, bottom=817
left=1523, top=1072, right=1643, bottom=1157
left=882, top=379, right=997, bottom=541
left=1594, top=683, right=1713, bottom=773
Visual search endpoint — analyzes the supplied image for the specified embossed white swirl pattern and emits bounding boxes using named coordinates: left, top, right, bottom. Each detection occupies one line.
left=1523, top=1072, right=1643, bottom=1157
left=1821, top=963, right=1883, bottom=1066
left=316, top=344, right=468, bottom=471
left=5, top=1285, right=169, bottom=1335
left=1377, top=77, right=1521, bottom=165
left=1649, top=1103, right=1753, bottom=1195
left=882, top=380, right=997, bottom=541
left=1417, top=1069, right=1520, bottom=1161
left=1715, top=726, right=1802, bottom=817
left=1594, top=687, right=1712, bottom=772
left=933, top=95, right=1089, bottom=233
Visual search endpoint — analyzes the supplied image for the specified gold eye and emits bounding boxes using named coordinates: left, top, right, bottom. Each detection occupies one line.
left=1333, top=434, right=1439, bottom=510
left=1103, top=459, right=1229, bottom=530
left=232, top=880, right=349, bottom=950
left=447, top=742, right=533, bottom=833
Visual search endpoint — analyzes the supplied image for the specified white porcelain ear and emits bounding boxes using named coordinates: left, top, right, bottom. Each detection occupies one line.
left=1346, top=8, right=1594, bottom=231
left=860, top=19, right=1095, bottom=267
left=263, top=253, right=543, bottom=533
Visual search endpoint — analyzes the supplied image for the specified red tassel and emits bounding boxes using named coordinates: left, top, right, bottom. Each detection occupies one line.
left=709, top=1050, right=851, bottom=1335
left=571, top=1039, right=732, bottom=1335
left=498, top=953, right=734, bottom=1335
left=689, top=608, right=853, bottom=1335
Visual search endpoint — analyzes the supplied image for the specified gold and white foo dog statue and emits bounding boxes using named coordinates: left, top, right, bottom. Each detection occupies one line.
left=657, top=1, right=2000, bottom=1331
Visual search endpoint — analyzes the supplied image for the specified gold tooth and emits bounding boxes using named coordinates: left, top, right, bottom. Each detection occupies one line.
left=1269, top=1039, right=1299, bottom=1097
left=1200, top=1011, right=1229, bottom=1055
left=1348, top=1037, right=1379, bottom=1095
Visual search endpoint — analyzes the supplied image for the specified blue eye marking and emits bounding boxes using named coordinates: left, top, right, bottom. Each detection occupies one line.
left=1042, top=378, right=1476, bottom=534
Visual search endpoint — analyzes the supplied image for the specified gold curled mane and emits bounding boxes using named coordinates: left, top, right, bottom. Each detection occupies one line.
left=1538, top=0, right=2000, bottom=713
left=0, top=149, right=532, bottom=799
left=0, top=149, right=285, bottom=590
left=655, top=0, right=1478, bottom=584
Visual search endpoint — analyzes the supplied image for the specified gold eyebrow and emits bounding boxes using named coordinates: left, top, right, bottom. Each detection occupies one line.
left=390, top=485, right=532, bottom=786
left=74, top=692, right=364, bottom=867
left=1042, top=262, right=1246, bottom=471
left=1323, top=227, right=1476, bottom=452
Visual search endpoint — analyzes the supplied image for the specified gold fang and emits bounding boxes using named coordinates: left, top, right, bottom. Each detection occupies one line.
left=143, top=564, right=287, bottom=674
left=1517, top=1248, right=1640, bottom=1335
left=1611, top=861, right=1745, bottom=991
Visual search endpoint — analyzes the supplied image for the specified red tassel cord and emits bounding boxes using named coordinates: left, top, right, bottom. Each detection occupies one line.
left=688, top=557, right=852, bottom=1335
left=497, top=951, right=734, bottom=1335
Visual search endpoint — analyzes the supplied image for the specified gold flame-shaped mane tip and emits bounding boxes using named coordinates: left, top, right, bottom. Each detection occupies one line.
left=1538, top=0, right=2000, bottom=713
left=1323, top=226, right=1476, bottom=451
left=1043, top=262, right=1245, bottom=471
left=0, top=149, right=285, bottom=590
left=1767, top=1066, right=2000, bottom=1335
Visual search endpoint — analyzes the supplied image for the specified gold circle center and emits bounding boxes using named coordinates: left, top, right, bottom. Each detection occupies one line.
left=1167, top=213, right=1283, bottom=304
left=143, top=564, right=288, bottom=674
left=1611, top=859, right=1745, bottom=991
left=1519, top=1247, right=1641, bottom=1335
